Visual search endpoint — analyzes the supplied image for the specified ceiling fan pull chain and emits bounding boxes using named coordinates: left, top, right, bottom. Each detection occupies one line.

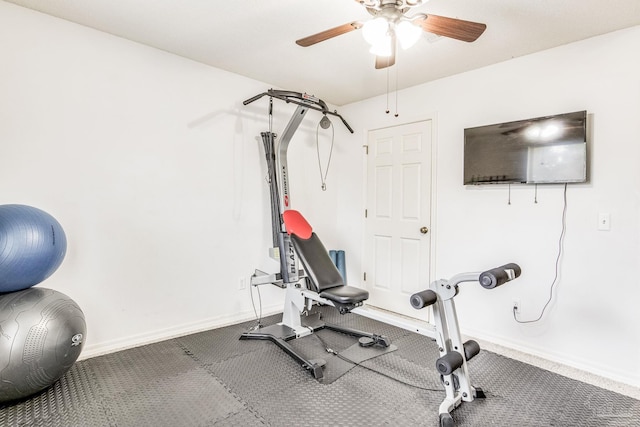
left=394, top=59, right=399, bottom=117
left=316, top=116, right=335, bottom=191
left=386, top=65, right=390, bottom=114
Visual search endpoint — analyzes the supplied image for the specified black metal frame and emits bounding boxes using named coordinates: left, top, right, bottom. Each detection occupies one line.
left=240, top=317, right=389, bottom=381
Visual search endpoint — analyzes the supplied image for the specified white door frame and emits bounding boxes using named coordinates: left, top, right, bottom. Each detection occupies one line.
left=361, top=114, right=438, bottom=317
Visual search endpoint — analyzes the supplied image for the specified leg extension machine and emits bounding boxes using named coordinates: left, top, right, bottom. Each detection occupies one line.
left=410, top=263, right=521, bottom=427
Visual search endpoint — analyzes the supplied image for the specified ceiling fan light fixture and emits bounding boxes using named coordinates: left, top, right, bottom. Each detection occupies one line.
left=362, top=17, right=389, bottom=46
left=369, top=35, right=393, bottom=57
left=396, top=20, right=422, bottom=49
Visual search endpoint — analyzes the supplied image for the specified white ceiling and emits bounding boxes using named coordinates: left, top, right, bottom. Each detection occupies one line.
left=6, top=0, right=640, bottom=106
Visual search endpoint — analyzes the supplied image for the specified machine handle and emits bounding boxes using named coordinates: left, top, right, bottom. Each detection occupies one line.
left=337, top=114, right=354, bottom=134
left=243, top=92, right=267, bottom=105
left=243, top=89, right=355, bottom=134
left=479, top=263, right=521, bottom=289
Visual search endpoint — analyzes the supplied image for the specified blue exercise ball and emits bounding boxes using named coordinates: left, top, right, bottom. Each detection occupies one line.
left=0, top=204, right=67, bottom=293
left=0, top=287, right=86, bottom=403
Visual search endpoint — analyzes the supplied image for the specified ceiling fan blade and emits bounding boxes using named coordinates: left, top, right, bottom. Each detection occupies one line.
left=296, top=22, right=363, bottom=47
left=417, top=14, right=486, bottom=42
left=375, top=34, right=396, bottom=69
left=375, top=51, right=395, bottom=69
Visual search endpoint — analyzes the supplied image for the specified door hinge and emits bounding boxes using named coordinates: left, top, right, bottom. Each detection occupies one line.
left=365, top=209, right=368, bottom=218
left=363, top=272, right=367, bottom=281
left=363, top=145, right=369, bottom=155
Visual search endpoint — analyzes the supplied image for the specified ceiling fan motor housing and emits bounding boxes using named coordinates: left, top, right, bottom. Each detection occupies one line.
left=358, top=0, right=426, bottom=10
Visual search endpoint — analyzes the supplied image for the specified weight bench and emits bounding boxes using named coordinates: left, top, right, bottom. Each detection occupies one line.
left=240, top=210, right=390, bottom=380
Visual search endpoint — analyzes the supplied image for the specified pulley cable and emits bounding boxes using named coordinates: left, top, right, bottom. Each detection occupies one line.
left=316, top=115, right=335, bottom=191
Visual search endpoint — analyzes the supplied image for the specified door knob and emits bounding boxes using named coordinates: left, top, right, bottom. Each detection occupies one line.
left=420, top=226, right=429, bottom=234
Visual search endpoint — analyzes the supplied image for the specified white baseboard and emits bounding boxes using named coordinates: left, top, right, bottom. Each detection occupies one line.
left=78, top=303, right=283, bottom=361
left=462, top=327, right=640, bottom=399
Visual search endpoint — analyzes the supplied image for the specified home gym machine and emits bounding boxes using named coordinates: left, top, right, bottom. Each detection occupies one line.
left=240, top=89, right=390, bottom=381
left=240, top=88, right=522, bottom=427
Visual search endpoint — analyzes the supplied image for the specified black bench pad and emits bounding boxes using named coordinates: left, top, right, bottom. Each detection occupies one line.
left=320, top=285, right=369, bottom=305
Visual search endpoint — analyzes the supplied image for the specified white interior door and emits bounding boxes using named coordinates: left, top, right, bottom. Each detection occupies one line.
left=364, top=120, right=434, bottom=319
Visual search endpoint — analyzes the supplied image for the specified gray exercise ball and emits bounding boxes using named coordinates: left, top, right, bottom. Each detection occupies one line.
left=0, top=287, right=86, bottom=403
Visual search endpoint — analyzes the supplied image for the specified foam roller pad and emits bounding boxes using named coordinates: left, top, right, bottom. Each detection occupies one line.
left=335, top=250, right=346, bottom=282
left=463, top=340, right=481, bottom=361
left=479, top=263, right=521, bottom=289
left=436, top=351, right=464, bottom=376
left=410, top=290, right=437, bottom=309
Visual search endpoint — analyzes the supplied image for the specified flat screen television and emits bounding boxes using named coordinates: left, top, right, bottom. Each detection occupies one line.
left=463, top=110, right=588, bottom=185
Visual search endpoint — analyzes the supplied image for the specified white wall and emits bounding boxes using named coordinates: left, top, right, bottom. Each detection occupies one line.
left=0, top=2, right=344, bottom=357
left=2, top=1, right=639, bottom=389
left=338, top=26, right=640, bottom=387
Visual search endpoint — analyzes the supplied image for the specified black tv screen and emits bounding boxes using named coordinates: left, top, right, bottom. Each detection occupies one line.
left=464, top=110, right=587, bottom=185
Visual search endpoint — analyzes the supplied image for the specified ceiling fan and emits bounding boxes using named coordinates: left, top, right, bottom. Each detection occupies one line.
left=296, top=0, right=487, bottom=69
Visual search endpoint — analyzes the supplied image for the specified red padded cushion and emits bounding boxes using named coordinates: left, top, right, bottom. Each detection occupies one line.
left=282, top=210, right=313, bottom=239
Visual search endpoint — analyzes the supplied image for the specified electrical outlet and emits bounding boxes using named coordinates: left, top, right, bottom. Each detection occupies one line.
left=512, top=300, right=520, bottom=313
left=238, top=277, right=247, bottom=290
left=598, top=213, right=611, bottom=231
